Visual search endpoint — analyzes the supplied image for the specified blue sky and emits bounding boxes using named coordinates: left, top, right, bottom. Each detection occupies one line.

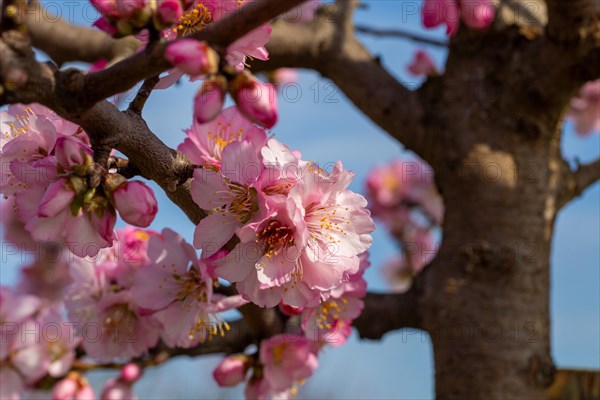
left=1, top=1, right=599, bottom=398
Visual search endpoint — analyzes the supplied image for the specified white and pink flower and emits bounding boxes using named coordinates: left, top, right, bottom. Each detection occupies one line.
left=130, top=229, right=247, bottom=348
left=258, top=334, right=319, bottom=393
left=65, top=258, right=160, bottom=362
left=179, top=105, right=268, bottom=168
left=568, top=79, right=600, bottom=136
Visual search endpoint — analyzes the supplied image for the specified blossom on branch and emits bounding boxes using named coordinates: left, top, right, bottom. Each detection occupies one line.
left=568, top=79, right=600, bottom=136
left=422, top=0, right=495, bottom=36
left=1, top=105, right=159, bottom=258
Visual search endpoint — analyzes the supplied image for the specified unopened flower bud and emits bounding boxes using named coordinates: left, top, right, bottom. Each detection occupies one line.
left=154, top=0, right=183, bottom=29
left=165, top=39, right=219, bottom=77
left=112, top=181, right=158, bottom=227
left=194, top=75, right=227, bottom=124
left=213, top=355, right=250, bottom=387
left=230, top=71, right=278, bottom=129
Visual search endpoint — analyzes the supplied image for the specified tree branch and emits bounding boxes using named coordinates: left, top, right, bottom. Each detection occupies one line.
left=78, top=0, right=309, bottom=108
left=558, top=158, right=600, bottom=208
left=23, top=2, right=141, bottom=65
left=354, top=289, right=422, bottom=340
left=128, top=75, right=160, bottom=115
left=257, top=15, right=431, bottom=162
left=355, top=25, right=448, bottom=47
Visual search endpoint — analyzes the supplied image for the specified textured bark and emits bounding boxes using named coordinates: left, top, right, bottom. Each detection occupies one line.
left=259, top=2, right=600, bottom=397
left=1, top=0, right=600, bottom=398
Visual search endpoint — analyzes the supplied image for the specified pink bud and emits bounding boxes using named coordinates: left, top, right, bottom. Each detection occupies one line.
left=93, top=17, right=117, bottom=35
left=460, top=0, right=495, bottom=30
left=53, top=377, right=78, bottom=400
left=75, top=385, right=95, bottom=400
left=422, top=0, right=460, bottom=35
left=112, top=181, right=158, bottom=227
left=55, top=137, right=93, bottom=171
left=155, top=0, right=183, bottom=28
left=165, top=39, right=218, bottom=77
left=101, top=377, right=135, bottom=400
left=53, top=374, right=95, bottom=400
left=231, top=72, right=278, bottom=129
left=422, top=0, right=445, bottom=28
left=116, top=0, right=148, bottom=19
left=407, top=50, right=438, bottom=77
left=38, top=178, right=75, bottom=218
left=90, top=0, right=118, bottom=17
left=213, top=355, right=250, bottom=387
left=194, top=76, right=227, bottom=124
left=120, top=364, right=142, bottom=383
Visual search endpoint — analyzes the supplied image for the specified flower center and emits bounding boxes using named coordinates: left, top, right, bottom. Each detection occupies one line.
left=170, top=267, right=208, bottom=304
left=173, top=3, right=212, bottom=38
left=206, top=121, right=244, bottom=161
left=257, top=220, right=295, bottom=259
left=3, top=107, right=34, bottom=141
left=103, top=304, right=137, bottom=340
left=227, top=183, right=257, bottom=223
left=314, top=298, right=349, bottom=330
left=271, top=342, right=287, bottom=364
left=305, top=203, right=350, bottom=244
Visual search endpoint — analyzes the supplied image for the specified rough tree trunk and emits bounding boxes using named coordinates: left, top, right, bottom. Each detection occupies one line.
left=417, top=26, right=573, bottom=399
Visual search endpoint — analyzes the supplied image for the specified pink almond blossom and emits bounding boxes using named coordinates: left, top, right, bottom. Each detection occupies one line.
left=180, top=105, right=268, bottom=168
left=259, top=334, right=319, bottom=393
left=156, top=0, right=272, bottom=87
left=568, top=79, right=600, bottom=136
left=130, top=229, right=247, bottom=348
left=190, top=136, right=266, bottom=257
left=65, top=258, right=160, bottom=362
left=301, top=252, right=370, bottom=346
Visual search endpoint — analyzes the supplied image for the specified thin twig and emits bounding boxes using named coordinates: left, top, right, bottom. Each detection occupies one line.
left=355, top=25, right=448, bottom=47
left=128, top=75, right=160, bottom=115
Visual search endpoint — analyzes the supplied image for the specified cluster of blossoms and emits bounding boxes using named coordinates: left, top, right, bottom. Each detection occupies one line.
left=92, top=0, right=271, bottom=56
left=0, top=287, right=79, bottom=400
left=211, top=254, right=371, bottom=398
left=0, top=1, right=376, bottom=398
left=366, top=158, right=444, bottom=292
left=181, top=106, right=375, bottom=308
left=422, top=0, right=496, bottom=36
left=2, top=18, right=368, bottom=400
left=0, top=224, right=247, bottom=399
left=568, top=79, right=600, bottom=137
left=1, top=104, right=158, bottom=257
left=65, top=227, right=246, bottom=361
